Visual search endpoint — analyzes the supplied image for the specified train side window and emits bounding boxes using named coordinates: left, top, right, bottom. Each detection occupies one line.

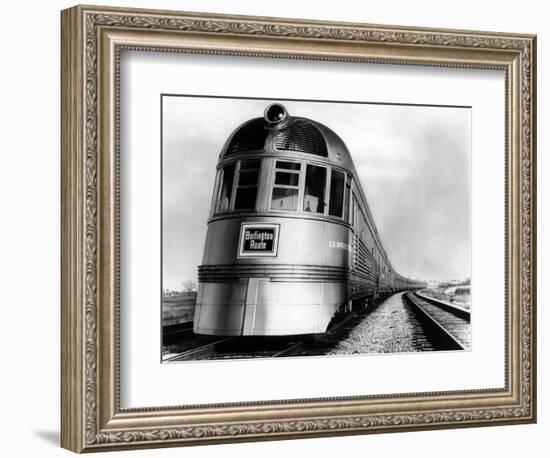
left=217, top=163, right=235, bottom=213
left=328, top=169, right=345, bottom=217
left=351, top=196, right=358, bottom=227
left=271, top=161, right=301, bottom=211
left=303, top=164, right=327, bottom=214
left=344, top=181, right=351, bottom=222
left=234, top=160, right=260, bottom=210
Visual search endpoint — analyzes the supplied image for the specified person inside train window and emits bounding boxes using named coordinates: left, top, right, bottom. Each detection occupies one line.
left=234, top=160, right=260, bottom=210
left=303, top=164, right=326, bottom=214
left=217, top=163, right=235, bottom=212
left=271, top=161, right=301, bottom=211
left=329, top=169, right=345, bottom=217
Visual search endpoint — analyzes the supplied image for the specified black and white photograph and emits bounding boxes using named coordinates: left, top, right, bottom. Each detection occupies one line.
left=161, top=95, right=471, bottom=362
left=1, top=0, right=540, bottom=454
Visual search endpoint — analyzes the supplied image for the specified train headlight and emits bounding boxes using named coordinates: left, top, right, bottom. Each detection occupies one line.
left=264, top=103, right=288, bottom=125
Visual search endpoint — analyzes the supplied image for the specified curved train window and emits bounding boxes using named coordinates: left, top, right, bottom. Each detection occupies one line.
left=328, top=170, right=345, bottom=217
left=271, top=161, right=301, bottom=211
left=217, top=163, right=235, bottom=213
left=303, top=164, right=327, bottom=214
left=234, top=160, right=261, bottom=210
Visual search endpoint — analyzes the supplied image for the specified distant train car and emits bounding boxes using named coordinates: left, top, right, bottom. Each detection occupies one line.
left=193, top=103, right=425, bottom=336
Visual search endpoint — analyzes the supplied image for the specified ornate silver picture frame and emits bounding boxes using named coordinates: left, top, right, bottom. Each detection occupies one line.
left=61, top=4, right=536, bottom=453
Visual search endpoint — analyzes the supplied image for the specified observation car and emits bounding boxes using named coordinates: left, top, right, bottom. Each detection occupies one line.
left=193, top=103, right=425, bottom=336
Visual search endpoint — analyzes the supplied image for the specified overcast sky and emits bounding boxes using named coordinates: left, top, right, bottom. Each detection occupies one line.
left=162, top=96, right=470, bottom=290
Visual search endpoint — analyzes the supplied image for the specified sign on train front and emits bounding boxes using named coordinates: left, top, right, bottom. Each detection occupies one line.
left=238, top=223, right=280, bottom=257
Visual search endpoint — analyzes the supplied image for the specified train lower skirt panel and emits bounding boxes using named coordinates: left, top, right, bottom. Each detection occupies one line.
left=194, top=279, right=346, bottom=336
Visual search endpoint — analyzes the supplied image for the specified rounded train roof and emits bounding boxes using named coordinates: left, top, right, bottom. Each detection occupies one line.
left=221, top=103, right=357, bottom=173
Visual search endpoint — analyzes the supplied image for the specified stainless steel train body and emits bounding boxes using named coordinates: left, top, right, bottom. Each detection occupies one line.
left=193, top=103, right=425, bottom=336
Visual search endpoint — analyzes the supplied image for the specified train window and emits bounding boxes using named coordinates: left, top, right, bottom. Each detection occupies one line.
left=303, top=164, right=327, bottom=214
left=275, top=172, right=299, bottom=186
left=234, top=160, right=260, bottom=210
left=351, top=196, right=357, bottom=226
left=217, top=163, right=235, bottom=213
left=276, top=161, right=301, bottom=171
left=329, top=170, right=345, bottom=217
left=344, top=182, right=351, bottom=221
left=271, top=188, right=298, bottom=210
left=238, top=170, right=259, bottom=186
left=271, top=161, right=301, bottom=211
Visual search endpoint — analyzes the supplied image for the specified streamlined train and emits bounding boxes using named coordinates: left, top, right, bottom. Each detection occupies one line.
left=193, top=103, right=425, bottom=336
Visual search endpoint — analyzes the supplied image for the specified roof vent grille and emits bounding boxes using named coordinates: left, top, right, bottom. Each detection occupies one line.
left=224, top=118, right=268, bottom=155
left=274, top=119, right=328, bottom=157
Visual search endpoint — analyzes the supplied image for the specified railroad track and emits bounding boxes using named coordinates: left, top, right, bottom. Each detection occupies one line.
left=162, top=322, right=230, bottom=359
left=164, top=335, right=309, bottom=362
left=162, top=316, right=312, bottom=361
left=162, top=306, right=366, bottom=362
left=163, top=322, right=194, bottom=340
left=162, top=293, right=438, bottom=361
left=403, top=291, right=471, bottom=351
left=163, top=337, right=239, bottom=362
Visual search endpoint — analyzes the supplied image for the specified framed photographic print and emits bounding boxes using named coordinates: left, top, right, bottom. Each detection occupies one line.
left=61, top=4, right=537, bottom=453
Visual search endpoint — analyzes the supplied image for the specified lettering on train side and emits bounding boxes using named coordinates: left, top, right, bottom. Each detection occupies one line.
left=328, top=240, right=353, bottom=252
